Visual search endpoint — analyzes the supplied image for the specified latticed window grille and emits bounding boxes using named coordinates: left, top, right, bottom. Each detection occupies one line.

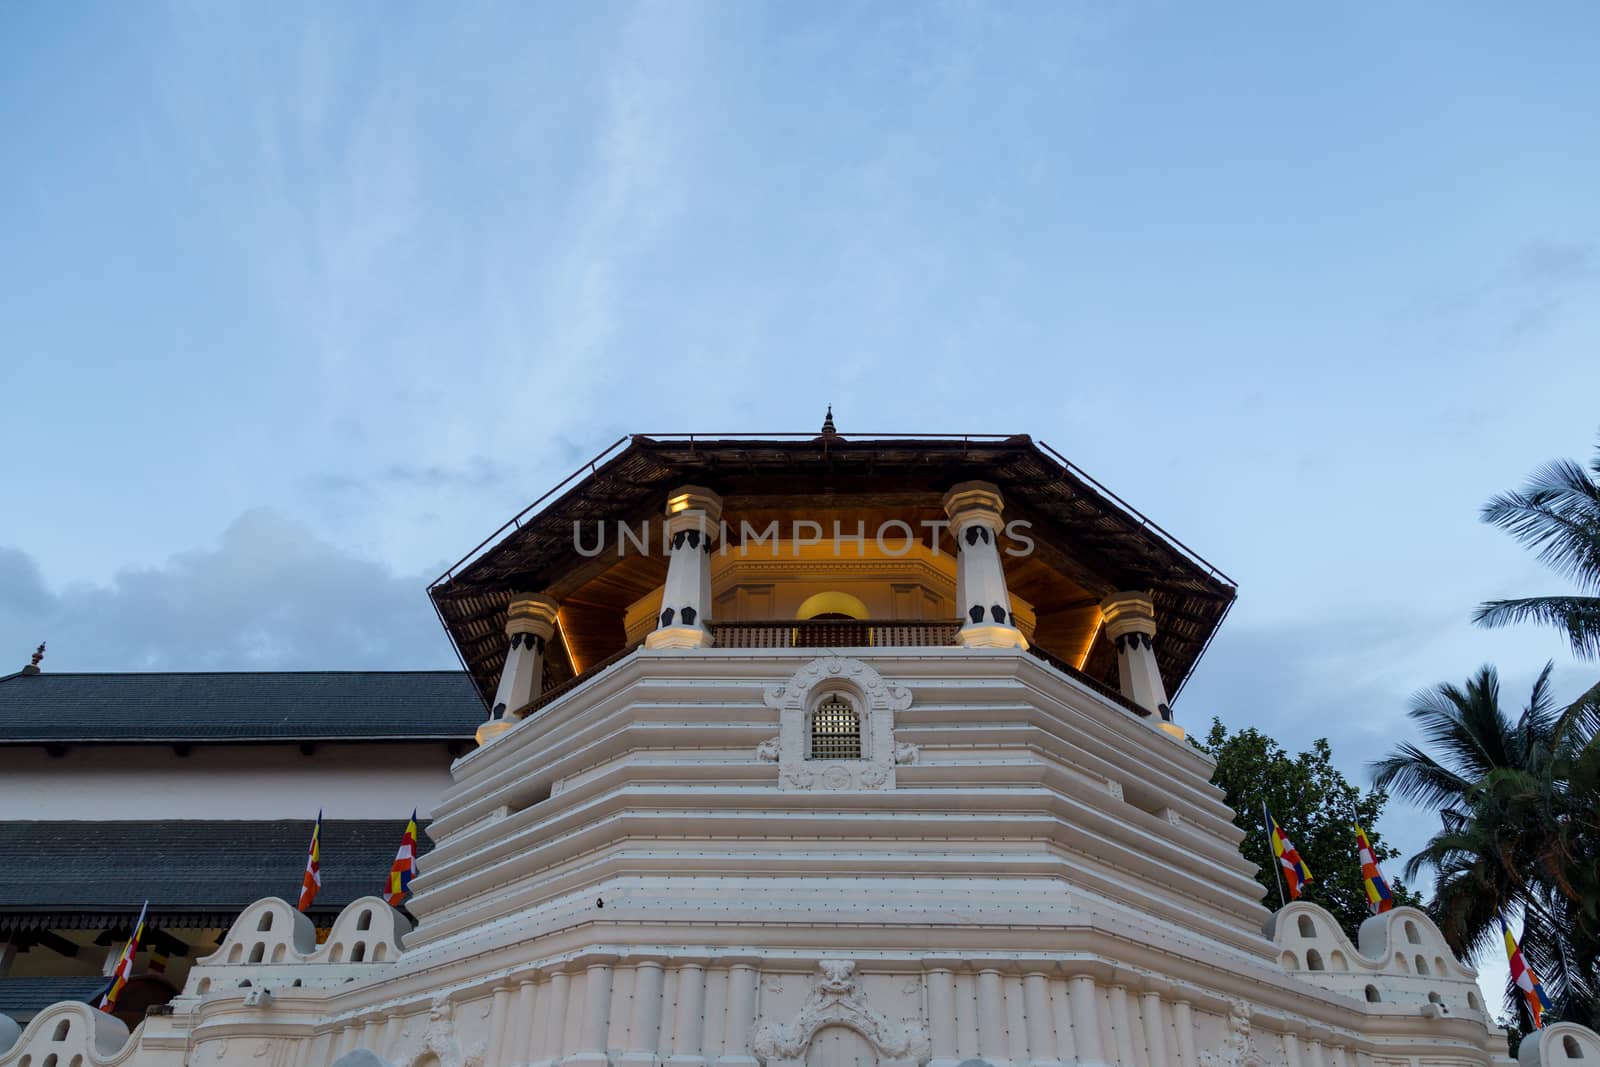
left=810, top=695, right=862, bottom=759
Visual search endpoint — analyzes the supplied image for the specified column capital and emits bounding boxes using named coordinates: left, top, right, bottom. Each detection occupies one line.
left=664, top=484, right=723, bottom=525
left=1099, top=591, right=1157, bottom=639
left=506, top=594, right=560, bottom=640
left=941, top=480, right=1005, bottom=531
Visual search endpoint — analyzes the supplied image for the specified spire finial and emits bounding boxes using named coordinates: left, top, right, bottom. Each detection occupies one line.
left=821, top=405, right=837, bottom=437
left=22, top=641, right=44, bottom=676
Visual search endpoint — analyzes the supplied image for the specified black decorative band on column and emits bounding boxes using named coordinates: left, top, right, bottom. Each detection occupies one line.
left=991, top=605, right=1007, bottom=624
left=681, top=606, right=697, bottom=625
left=969, top=605, right=985, bottom=623
left=660, top=607, right=675, bottom=627
left=1158, top=703, right=1173, bottom=722
left=963, top=525, right=992, bottom=547
left=1114, top=632, right=1155, bottom=652
left=672, top=531, right=686, bottom=549
left=492, top=702, right=506, bottom=720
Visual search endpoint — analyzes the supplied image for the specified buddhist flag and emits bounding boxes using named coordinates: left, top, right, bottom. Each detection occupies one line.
left=297, top=811, right=323, bottom=912
left=1502, top=916, right=1552, bottom=1029
left=1354, top=822, right=1394, bottom=914
left=385, top=809, right=419, bottom=907
left=1265, top=805, right=1313, bottom=900
left=99, top=901, right=148, bottom=1013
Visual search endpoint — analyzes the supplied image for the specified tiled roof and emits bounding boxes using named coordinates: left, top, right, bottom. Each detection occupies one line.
left=0, top=820, right=432, bottom=920
left=0, top=976, right=107, bottom=1015
left=0, top=671, right=484, bottom=743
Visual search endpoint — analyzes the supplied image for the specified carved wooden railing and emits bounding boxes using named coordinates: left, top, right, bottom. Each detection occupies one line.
left=512, top=621, right=1147, bottom=724
left=1025, top=643, right=1150, bottom=718
left=709, top=619, right=962, bottom=649
left=513, top=639, right=645, bottom=721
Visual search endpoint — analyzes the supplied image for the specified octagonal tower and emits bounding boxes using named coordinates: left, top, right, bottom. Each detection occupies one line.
left=10, top=429, right=1556, bottom=1067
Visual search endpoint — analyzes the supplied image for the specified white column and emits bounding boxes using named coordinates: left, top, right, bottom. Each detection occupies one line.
left=542, top=971, right=572, bottom=1067
left=619, top=961, right=666, bottom=1067
left=1138, top=993, right=1168, bottom=1067
left=1106, top=986, right=1137, bottom=1066
left=943, top=481, right=1027, bottom=649
left=666, top=962, right=708, bottom=1067
left=1099, top=592, right=1180, bottom=737
left=1282, top=1032, right=1305, bottom=1067
left=645, top=486, right=723, bottom=650
left=513, top=978, right=540, bottom=1067
left=1022, top=972, right=1060, bottom=1067
left=926, top=967, right=960, bottom=1067
left=976, top=969, right=1006, bottom=1062
left=1171, top=1000, right=1199, bottom=1067
left=359, top=1018, right=384, bottom=1056
left=567, top=962, right=613, bottom=1067
left=1066, top=975, right=1104, bottom=1065
left=486, top=985, right=517, bottom=1065
left=478, top=593, right=560, bottom=746
left=717, top=962, right=759, bottom=1067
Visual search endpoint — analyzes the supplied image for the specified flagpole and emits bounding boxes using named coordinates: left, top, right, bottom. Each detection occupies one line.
left=1263, top=801, right=1288, bottom=909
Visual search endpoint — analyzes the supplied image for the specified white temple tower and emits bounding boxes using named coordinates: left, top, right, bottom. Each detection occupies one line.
left=5, top=429, right=1584, bottom=1067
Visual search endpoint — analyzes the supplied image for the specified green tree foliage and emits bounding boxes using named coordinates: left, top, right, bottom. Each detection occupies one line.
left=1197, top=721, right=1420, bottom=939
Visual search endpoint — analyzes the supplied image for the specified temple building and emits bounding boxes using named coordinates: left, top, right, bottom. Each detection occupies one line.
left=0, top=670, right=479, bottom=1021
left=3, top=427, right=1594, bottom=1066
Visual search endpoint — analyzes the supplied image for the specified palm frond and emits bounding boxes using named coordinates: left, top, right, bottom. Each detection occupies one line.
left=1480, top=457, right=1600, bottom=591
left=1472, top=596, right=1600, bottom=660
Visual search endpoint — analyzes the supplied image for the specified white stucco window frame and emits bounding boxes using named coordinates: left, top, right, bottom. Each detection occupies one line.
left=758, top=655, right=917, bottom=791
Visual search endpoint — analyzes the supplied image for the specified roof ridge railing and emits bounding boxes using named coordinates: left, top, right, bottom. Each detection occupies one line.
left=430, top=431, right=1235, bottom=590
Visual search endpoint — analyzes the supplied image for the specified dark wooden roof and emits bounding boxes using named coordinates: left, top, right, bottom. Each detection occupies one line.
left=0, top=820, right=431, bottom=929
left=431, top=434, right=1237, bottom=703
left=0, top=671, right=483, bottom=744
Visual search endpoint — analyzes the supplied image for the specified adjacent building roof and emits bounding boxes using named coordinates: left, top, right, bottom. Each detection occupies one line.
left=0, top=671, right=484, bottom=744
left=0, top=976, right=108, bottom=1015
left=0, top=820, right=432, bottom=932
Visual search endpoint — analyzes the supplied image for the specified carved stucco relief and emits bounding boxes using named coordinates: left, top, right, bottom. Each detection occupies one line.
left=757, top=656, right=917, bottom=791
left=752, top=960, right=930, bottom=1067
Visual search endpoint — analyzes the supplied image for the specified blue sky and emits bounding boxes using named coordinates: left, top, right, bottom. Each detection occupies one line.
left=3, top=1, right=1597, bottom=994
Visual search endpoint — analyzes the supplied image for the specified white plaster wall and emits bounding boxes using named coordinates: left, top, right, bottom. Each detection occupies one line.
left=0, top=743, right=453, bottom=820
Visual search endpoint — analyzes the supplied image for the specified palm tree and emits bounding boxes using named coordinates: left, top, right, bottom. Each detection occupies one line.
left=1372, top=664, right=1600, bottom=1028
left=1474, top=441, right=1600, bottom=659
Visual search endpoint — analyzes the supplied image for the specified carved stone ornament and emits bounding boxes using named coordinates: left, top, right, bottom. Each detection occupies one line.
left=751, top=960, right=930, bottom=1067
left=1199, top=1000, right=1263, bottom=1067
left=400, top=996, right=486, bottom=1067
left=759, top=656, right=914, bottom=792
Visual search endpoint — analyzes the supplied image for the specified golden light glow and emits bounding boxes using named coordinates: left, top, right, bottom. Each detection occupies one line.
left=794, top=591, right=871, bottom=620
left=556, top=609, right=582, bottom=674
left=667, top=494, right=693, bottom=514
left=1076, top=610, right=1105, bottom=670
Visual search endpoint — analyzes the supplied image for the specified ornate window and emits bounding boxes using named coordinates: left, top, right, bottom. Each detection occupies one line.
left=810, top=695, right=861, bottom=760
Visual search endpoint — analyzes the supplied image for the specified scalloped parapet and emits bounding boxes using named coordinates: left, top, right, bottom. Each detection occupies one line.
left=179, top=895, right=411, bottom=998
left=1520, top=1022, right=1600, bottom=1064
left=1267, top=902, right=1494, bottom=1020
left=0, top=1000, right=131, bottom=1067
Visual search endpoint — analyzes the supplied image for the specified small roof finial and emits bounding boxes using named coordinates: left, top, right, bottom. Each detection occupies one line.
left=22, top=641, right=45, bottom=676
left=821, top=405, right=837, bottom=437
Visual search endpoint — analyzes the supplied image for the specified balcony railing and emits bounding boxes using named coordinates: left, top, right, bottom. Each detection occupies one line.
left=709, top=619, right=962, bottom=649
left=512, top=619, right=1149, bottom=723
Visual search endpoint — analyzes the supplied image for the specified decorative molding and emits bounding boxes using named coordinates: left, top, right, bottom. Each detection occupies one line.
left=399, top=996, right=485, bottom=1067
left=759, top=657, right=913, bottom=791
left=751, top=960, right=929, bottom=1066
